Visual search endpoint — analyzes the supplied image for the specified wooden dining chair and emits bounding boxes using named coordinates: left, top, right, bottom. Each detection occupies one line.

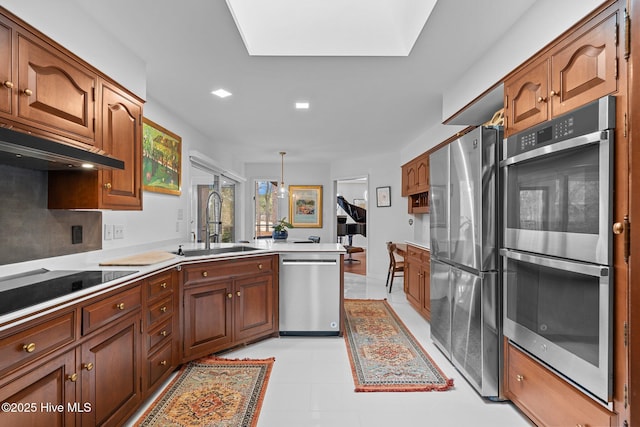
left=386, top=242, right=405, bottom=293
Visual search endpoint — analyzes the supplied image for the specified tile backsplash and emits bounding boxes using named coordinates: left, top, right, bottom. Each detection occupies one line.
left=0, top=165, right=101, bottom=265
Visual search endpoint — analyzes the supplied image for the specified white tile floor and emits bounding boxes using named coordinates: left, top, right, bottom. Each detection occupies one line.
left=127, top=273, right=534, bottom=427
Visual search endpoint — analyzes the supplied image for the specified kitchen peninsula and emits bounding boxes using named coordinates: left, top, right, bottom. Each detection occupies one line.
left=0, top=240, right=345, bottom=426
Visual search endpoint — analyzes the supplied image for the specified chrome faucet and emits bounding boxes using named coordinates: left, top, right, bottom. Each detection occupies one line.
left=205, top=190, right=222, bottom=249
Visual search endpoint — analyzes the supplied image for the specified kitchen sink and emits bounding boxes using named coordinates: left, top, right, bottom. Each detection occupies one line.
left=174, top=246, right=261, bottom=257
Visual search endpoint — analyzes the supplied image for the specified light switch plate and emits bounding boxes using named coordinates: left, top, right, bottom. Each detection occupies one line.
left=104, top=224, right=113, bottom=240
left=114, top=224, right=124, bottom=239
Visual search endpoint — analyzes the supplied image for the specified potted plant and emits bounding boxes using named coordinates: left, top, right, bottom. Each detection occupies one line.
left=272, top=217, right=293, bottom=240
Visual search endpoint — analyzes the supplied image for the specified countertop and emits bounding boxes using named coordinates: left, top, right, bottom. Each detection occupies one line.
left=405, top=240, right=430, bottom=250
left=0, top=239, right=345, bottom=329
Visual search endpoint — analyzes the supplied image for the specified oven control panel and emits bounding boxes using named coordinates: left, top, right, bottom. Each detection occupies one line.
left=504, top=96, right=615, bottom=159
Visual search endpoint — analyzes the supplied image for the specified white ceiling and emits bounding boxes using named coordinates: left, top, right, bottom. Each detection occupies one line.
left=226, top=0, right=438, bottom=56
left=71, top=0, right=535, bottom=164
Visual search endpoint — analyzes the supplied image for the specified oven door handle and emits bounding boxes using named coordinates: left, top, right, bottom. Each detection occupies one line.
left=500, top=249, right=609, bottom=277
left=500, top=130, right=609, bottom=167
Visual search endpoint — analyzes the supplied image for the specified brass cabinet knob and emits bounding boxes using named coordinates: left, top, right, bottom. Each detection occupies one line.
left=160, top=306, right=167, bottom=313
left=202, top=271, right=208, bottom=277
left=160, top=330, right=168, bottom=337
left=160, top=282, right=167, bottom=289
left=22, top=88, right=33, bottom=96
left=116, top=302, right=125, bottom=310
left=68, top=373, right=78, bottom=382
left=2, top=81, right=13, bottom=89
left=83, top=362, right=94, bottom=371
left=549, top=90, right=558, bottom=97
left=258, top=264, right=263, bottom=270
left=236, top=291, right=241, bottom=297
left=160, top=360, right=167, bottom=366
left=103, top=182, right=112, bottom=190
left=613, top=222, right=625, bottom=234
left=537, top=96, right=547, bottom=103
left=227, top=293, right=233, bottom=299
left=23, top=342, right=36, bottom=353
left=516, top=374, right=524, bottom=382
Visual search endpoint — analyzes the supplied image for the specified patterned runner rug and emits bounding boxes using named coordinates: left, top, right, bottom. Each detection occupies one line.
left=344, top=299, right=454, bottom=392
left=134, top=357, right=274, bottom=427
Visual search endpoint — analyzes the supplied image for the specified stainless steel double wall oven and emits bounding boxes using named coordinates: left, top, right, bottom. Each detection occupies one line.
left=500, top=96, right=615, bottom=404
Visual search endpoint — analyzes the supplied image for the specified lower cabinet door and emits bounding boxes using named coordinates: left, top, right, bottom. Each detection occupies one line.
left=234, top=274, right=275, bottom=342
left=183, top=280, right=233, bottom=360
left=81, top=314, right=141, bottom=427
left=0, top=350, right=78, bottom=427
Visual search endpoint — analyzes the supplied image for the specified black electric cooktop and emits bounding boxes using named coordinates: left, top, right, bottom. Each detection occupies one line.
left=0, top=269, right=137, bottom=316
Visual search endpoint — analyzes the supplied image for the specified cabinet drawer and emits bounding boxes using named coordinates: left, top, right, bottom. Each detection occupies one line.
left=147, top=318, right=173, bottom=352
left=147, top=342, right=173, bottom=388
left=407, top=245, right=428, bottom=263
left=0, top=310, right=76, bottom=375
left=82, top=286, right=141, bottom=335
left=505, top=343, right=615, bottom=427
left=184, top=256, right=274, bottom=285
left=145, top=270, right=173, bottom=301
left=146, top=295, right=173, bottom=325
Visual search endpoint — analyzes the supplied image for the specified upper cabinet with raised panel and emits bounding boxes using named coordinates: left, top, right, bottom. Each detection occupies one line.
left=0, top=15, right=12, bottom=116
left=504, top=5, right=619, bottom=136
left=16, top=32, right=97, bottom=146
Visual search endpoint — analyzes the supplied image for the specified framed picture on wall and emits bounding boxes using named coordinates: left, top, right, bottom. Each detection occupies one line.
left=142, top=118, right=182, bottom=196
left=376, top=186, right=391, bottom=207
left=289, top=185, right=323, bottom=228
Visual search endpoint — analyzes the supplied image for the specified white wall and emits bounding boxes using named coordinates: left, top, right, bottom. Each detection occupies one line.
left=244, top=162, right=333, bottom=243
left=331, top=150, right=411, bottom=280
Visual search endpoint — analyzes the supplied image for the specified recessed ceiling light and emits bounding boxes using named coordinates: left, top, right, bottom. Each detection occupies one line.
left=212, top=88, right=232, bottom=98
left=295, top=102, right=310, bottom=110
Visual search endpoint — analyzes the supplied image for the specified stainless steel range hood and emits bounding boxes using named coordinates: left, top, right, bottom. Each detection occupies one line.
left=0, top=127, right=124, bottom=170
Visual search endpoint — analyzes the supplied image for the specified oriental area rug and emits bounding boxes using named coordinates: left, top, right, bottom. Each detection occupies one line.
left=344, top=299, right=454, bottom=392
left=134, top=356, right=274, bottom=427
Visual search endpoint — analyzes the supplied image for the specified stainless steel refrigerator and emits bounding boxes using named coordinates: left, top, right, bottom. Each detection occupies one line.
left=429, top=126, right=502, bottom=398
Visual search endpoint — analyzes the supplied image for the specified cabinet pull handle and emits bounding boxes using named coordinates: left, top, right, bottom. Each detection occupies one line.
left=202, top=271, right=208, bottom=277
left=83, top=362, right=94, bottom=371
left=103, top=182, right=112, bottom=190
left=23, top=342, right=36, bottom=353
left=236, top=291, right=241, bottom=297
left=227, top=293, right=233, bottom=299
left=160, top=330, right=168, bottom=337
left=160, top=360, right=167, bottom=366
left=22, top=88, right=33, bottom=96
left=258, top=263, right=263, bottom=270
left=116, top=302, right=125, bottom=310
left=67, top=373, right=78, bottom=382
left=160, top=282, right=167, bottom=289
left=160, top=306, right=167, bottom=313
left=2, top=81, right=13, bottom=89
left=516, top=374, right=524, bottom=382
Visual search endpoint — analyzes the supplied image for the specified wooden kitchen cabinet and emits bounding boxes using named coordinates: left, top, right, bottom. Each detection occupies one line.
left=0, top=349, right=78, bottom=427
left=142, top=269, right=179, bottom=395
left=181, top=255, right=278, bottom=362
left=504, top=4, right=619, bottom=137
left=0, top=15, right=13, bottom=117
left=504, top=341, right=616, bottom=427
left=47, top=80, right=143, bottom=210
left=15, top=31, right=97, bottom=146
left=401, top=153, right=429, bottom=197
left=80, top=312, right=141, bottom=427
left=405, top=245, right=430, bottom=321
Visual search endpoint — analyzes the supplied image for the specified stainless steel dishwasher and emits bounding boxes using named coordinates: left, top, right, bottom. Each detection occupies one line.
left=279, top=252, right=341, bottom=336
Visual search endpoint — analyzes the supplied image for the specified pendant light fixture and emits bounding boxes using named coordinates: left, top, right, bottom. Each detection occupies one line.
left=277, top=151, right=289, bottom=199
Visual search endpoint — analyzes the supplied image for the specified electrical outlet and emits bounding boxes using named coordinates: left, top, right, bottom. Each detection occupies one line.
left=114, top=224, right=124, bottom=239
left=104, top=224, right=113, bottom=240
left=71, top=225, right=83, bottom=244
left=176, top=221, right=180, bottom=232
